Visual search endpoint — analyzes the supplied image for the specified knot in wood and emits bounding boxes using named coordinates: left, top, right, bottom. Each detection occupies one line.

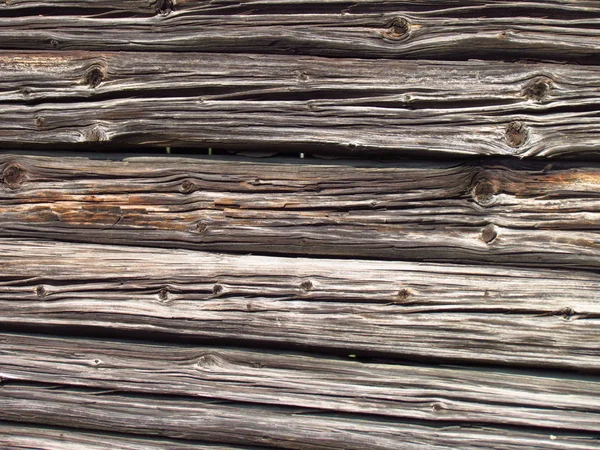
left=154, top=0, right=174, bottom=15
left=212, top=284, right=223, bottom=296
left=431, top=402, right=447, bottom=413
left=505, top=121, right=528, bottom=148
left=35, top=285, right=47, bottom=298
left=34, top=116, right=45, bottom=128
left=158, top=287, right=170, bottom=302
left=196, top=221, right=208, bottom=234
left=397, top=288, right=411, bottom=301
left=384, top=17, right=410, bottom=40
left=481, top=225, right=498, bottom=244
left=84, top=64, right=106, bottom=89
left=523, top=77, right=552, bottom=101
left=559, top=307, right=576, bottom=320
left=2, top=164, right=25, bottom=189
left=297, top=71, right=310, bottom=83
left=196, top=353, right=223, bottom=371
left=49, top=39, right=59, bottom=49
left=179, top=180, right=195, bottom=194
left=472, top=179, right=497, bottom=206
left=300, top=280, right=313, bottom=292
left=84, top=125, right=109, bottom=143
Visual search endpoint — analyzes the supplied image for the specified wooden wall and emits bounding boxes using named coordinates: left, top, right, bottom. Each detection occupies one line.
left=1, top=1, right=600, bottom=448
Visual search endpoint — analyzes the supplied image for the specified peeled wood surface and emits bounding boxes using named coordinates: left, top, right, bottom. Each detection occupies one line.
left=1, top=153, right=600, bottom=269
left=2, top=383, right=600, bottom=450
left=2, top=54, right=600, bottom=156
left=0, top=1, right=598, bottom=63
left=2, top=333, right=600, bottom=433
left=2, top=238, right=600, bottom=370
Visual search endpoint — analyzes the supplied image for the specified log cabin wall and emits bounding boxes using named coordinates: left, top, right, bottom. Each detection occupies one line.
left=0, top=1, right=600, bottom=448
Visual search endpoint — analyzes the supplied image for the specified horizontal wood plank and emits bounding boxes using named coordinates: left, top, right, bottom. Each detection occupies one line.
left=1, top=239, right=599, bottom=370
left=2, top=333, right=600, bottom=432
left=1, top=153, right=599, bottom=268
left=0, top=1, right=598, bottom=62
left=2, top=53, right=600, bottom=156
left=1, top=382, right=599, bottom=450
left=0, top=422, right=261, bottom=450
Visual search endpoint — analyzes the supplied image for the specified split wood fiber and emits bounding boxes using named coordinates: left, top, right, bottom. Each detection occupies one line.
left=1, top=53, right=599, bottom=155
left=1, top=239, right=599, bottom=370
left=1, top=153, right=599, bottom=268
left=0, top=1, right=598, bottom=63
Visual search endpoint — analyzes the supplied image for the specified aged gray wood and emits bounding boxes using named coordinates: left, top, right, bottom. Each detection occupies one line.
left=0, top=1, right=598, bottom=63
left=0, top=422, right=264, bottom=450
left=1, top=153, right=599, bottom=268
left=2, top=333, right=600, bottom=432
left=1, top=239, right=600, bottom=370
left=1, top=53, right=600, bottom=156
left=1, top=383, right=599, bottom=450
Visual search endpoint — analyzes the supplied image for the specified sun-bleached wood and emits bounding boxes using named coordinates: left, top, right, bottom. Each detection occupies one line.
left=1, top=153, right=599, bottom=268
left=2, top=333, right=600, bottom=432
left=1, top=239, right=599, bottom=370
left=0, top=422, right=259, bottom=450
left=1, top=53, right=600, bottom=155
left=0, top=1, right=598, bottom=63
left=2, top=383, right=599, bottom=450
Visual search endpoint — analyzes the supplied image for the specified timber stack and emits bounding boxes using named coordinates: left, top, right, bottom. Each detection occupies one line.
left=0, top=1, right=599, bottom=448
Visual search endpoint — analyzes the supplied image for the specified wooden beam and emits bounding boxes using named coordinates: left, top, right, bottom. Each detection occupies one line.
left=0, top=1, right=598, bottom=63
left=1, top=153, right=599, bottom=268
left=1, top=53, right=600, bottom=155
left=2, top=333, right=600, bottom=432
left=1, top=382, right=599, bottom=449
left=0, top=422, right=260, bottom=450
left=1, top=239, right=599, bottom=370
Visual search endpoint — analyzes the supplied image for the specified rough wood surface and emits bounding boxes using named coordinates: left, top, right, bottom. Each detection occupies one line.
left=2, top=382, right=599, bottom=450
left=2, top=333, right=600, bottom=432
left=0, top=1, right=598, bottom=63
left=1, top=239, right=599, bottom=370
left=2, top=53, right=600, bottom=156
left=0, top=422, right=262, bottom=450
left=1, top=153, right=599, bottom=268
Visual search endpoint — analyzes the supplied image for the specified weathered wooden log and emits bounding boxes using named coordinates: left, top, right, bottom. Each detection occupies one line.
left=2, top=333, right=600, bottom=432
left=0, top=1, right=598, bottom=63
left=0, top=422, right=261, bottom=450
left=1, top=239, right=599, bottom=370
left=1, top=153, right=599, bottom=268
left=1, top=53, right=600, bottom=155
left=1, top=382, right=599, bottom=450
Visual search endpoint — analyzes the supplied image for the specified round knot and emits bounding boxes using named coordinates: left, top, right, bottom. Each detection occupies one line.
left=472, top=179, right=498, bottom=206
left=84, top=64, right=106, bottom=89
left=300, top=280, right=313, bottom=292
left=35, top=285, right=47, bottom=298
left=2, top=164, right=25, bottom=189
left=154, top=0, right=174, bottom=15
left=384, top=18, right=411, bottom=40
left=505, top=121, right=528, bottom=148
left=481, top=225, right=498, bottom=244
left=179, top=180, right=195, bottom=194
left=523, top=77, right=552, bottom=101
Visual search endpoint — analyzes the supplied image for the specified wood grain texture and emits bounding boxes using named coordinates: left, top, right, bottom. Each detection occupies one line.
left=1, top=153, right=599, bottom=268
left=0, top=1, right=598, bottom=63
left=2, top=382, right=599, bottom=450
left=1, top=238, right=600, bottom=370
left=0, top=422, right=264, bottom=450
left=2, top=53, right=600, bottom=156
left=2, top=333, right=600, bottom=432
